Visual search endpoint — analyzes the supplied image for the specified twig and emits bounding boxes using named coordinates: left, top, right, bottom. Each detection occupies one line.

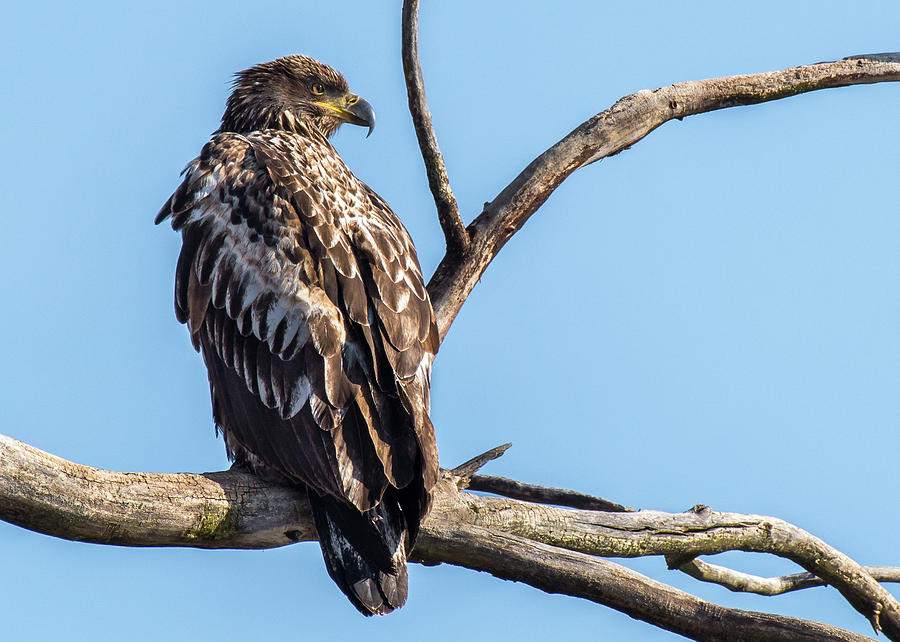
left=844, top=52, right=900, bottom=62
left=669, top=556, right=900, bottom=597
left=425, top=54, right=900, bottom=340
left=449, top=443, right=512, bottom=478
left=401, top=0, right=468, bottom=254
left=466, top=474, right=632, bottom=513
left=448, top=446, right=631, bottom=513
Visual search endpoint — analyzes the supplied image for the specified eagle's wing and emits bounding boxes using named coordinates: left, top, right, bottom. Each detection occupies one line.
left=156, top=131, right=438, bottom=512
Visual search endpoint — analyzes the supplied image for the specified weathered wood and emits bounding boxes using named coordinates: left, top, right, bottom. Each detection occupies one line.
left=425, top=54, right=900, bottom=340
left=670, top=556, right=900, bottom=597
left=436, top=493, right=900, bottom=636
left=0, top=432, right=894, bottom=640
left=0, top=434, right=314, bottom=549
left=393, top=15, right=900, bottom=631
left=466, top=473, right=632, bottom=513
left=449, top=442, right=511, bottom=477
left=401, top=0, right=468, bottom=254
left=414, top=519, right=872, bottom=642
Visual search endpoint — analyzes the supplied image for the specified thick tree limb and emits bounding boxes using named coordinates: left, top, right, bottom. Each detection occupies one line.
left=670, top=556, right=900, bottom=597
left=0, top=434, right=315, bottom=549
left=0, top=433, right=895, bottom=640
left=401, top=0, right=469, bottom=254
left=425, top=53, right=900, bottom=339
left=0, top=434, right=877, bottom=641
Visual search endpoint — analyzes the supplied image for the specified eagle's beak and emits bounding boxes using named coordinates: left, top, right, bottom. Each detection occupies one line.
left=344, top=96, right=376, bottom=138
left=316, top=94, right=376, bottom=138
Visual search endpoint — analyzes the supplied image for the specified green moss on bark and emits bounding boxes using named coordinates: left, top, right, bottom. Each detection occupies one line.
left=183, top=504, right=239, bottom=542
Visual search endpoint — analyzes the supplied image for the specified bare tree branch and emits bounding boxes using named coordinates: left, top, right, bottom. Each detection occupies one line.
left=435, top=494, right=900, bottom=637
left=465, top=474, right=632, bottom=513
left=0, top=433, right=878, bottom=641
left=669, top=556, right=900, bottom=597
left=0, top=434, right=314, bottom=549
left=414, top=521, right=873, bottom=642
left=401, top=0, right=469, bottom=254
left=426, top=53, right=900, bottom=340
left=448, top=444, right=631, bottom=512
left=448, top=442, right=511, bottom=477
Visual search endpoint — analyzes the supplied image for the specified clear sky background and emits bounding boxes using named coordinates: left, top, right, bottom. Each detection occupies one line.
left=1, top=2, right=898, bottom=640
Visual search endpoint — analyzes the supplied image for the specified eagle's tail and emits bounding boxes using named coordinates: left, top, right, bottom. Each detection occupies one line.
left=308, top=490, right=409, bottom=616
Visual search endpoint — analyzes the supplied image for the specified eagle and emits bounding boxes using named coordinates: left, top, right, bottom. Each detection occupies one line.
left=156, top=55, right=439, bottom=615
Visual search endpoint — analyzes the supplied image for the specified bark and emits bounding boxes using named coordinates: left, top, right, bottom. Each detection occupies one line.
left=465, top=474, right=631, bottom=513
left=401, top=0, right=468, bottom=254
left=421, top=52, right=900, bottom=339
left=0, top=434, right=883, bottom=642
left=671, top=557, right=900, bottom=598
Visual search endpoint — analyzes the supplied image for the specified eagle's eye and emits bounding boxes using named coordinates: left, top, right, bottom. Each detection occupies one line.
left=310, top=83, right=326, bottom=96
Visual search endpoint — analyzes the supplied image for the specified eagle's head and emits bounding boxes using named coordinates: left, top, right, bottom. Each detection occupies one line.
left=219, top=55, right=375, bottom=139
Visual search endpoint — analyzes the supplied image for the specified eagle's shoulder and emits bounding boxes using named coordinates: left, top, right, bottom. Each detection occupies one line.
left=157, top=131, right=345, bottom=364
left=155, top=133, right=258, bottom=227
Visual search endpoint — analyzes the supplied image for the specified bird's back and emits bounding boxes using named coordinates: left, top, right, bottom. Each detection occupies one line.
left=158, top=126, right=438, bottom=614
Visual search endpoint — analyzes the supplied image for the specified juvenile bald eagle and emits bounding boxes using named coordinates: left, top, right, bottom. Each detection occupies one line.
left=156, top=55, right=439, bottom=615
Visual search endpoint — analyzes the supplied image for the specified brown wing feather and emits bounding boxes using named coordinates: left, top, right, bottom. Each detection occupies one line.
left=157, top=131, right=438, bottom=515
left=250, top=134, right=438, bottom=492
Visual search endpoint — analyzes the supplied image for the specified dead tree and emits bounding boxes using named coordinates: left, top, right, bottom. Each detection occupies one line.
left=1, top=3, right=899, bottom=639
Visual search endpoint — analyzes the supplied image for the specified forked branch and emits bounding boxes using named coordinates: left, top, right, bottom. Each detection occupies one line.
left=418, top=53, right=900, bottom=339
left=393, top=24, right=900, bottom=633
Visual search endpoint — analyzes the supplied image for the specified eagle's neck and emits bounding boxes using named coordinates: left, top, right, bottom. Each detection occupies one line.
left=219, top=94, right=337, bottom=139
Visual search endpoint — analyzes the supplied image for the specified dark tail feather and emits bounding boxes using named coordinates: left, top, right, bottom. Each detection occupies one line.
left=308, top=491, right=409, bottom=616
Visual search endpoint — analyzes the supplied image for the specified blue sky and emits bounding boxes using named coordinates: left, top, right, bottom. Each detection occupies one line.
left=1, top=1, right=898, bottom=639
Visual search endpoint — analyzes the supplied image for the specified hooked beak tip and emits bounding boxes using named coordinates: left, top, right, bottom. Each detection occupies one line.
left=346, top=96, right=375, bottom=138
